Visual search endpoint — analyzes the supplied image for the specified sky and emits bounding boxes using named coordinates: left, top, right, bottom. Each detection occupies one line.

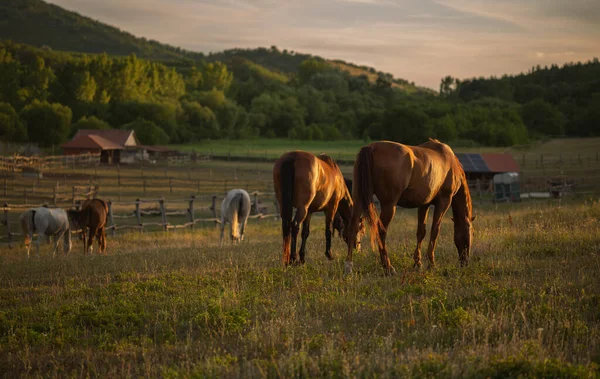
left=47, top=0, right=600, bottom=89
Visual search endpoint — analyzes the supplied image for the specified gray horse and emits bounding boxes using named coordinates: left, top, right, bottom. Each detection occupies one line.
left=19, top=207, right=72, bottom=258
left=220, top=189, right=251, bottom=245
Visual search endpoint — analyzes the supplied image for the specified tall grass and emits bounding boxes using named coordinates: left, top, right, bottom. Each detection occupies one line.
left=0, top=199, right=599, bottom=377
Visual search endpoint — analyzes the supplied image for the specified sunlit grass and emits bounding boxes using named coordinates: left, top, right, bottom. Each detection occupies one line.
left=0, top=199, right=599, bottom=377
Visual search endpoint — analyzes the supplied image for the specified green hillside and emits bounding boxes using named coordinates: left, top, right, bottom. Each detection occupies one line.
left=0, top=0, right=200, bottom=61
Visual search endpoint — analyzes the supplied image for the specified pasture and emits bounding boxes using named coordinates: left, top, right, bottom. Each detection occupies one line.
left=0, top=196, right=599, bottom=377
left=1, top=140, right=600, bottom=377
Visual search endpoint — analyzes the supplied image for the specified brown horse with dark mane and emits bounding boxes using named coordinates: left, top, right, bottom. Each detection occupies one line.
left=273, top=151, right=363, bottom=265
left=67, top=198, right=109, bottom=255
left=344, top=139, right=475, bottom=275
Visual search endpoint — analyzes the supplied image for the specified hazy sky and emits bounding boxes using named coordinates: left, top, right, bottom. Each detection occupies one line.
left=47, top=0, right=600, bottom=89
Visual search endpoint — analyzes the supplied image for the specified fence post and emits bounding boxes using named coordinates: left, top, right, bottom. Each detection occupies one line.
left=159, top=198, right=168, bottom=232
left=476, top=178, right=482, bottom=205
left=4, top=202, right=11, bottom=247
left=211, top=195, right=218, bottom=228
left=117, top=164, right=121, bottom=185
left=53, top=181, right=58, bottom=205
left=135, top=198, right=142, bottom=233
left=253, top=191, right=260, bottom=221
left=108, top=200, right=116, bottom=237
left=188, top=195, right=195, bottom=230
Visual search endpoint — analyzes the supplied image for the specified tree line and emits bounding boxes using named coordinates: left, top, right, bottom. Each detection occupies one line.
left=0, top=40, right=598, bottom=149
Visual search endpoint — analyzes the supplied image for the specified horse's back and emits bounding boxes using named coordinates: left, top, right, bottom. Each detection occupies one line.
left=367, top=140, right=459, bottom=207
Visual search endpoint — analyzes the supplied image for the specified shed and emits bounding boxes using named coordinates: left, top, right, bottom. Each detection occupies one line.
left=455, top=153, right=521, bottom=199
left=61, top=134, right=124, bottom=164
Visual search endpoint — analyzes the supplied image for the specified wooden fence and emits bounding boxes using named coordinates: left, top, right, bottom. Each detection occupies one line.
left=0, top=191, right=279, bottom=247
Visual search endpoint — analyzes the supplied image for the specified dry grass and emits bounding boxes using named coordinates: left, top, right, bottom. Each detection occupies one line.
left=0, top=198, right=599, bottom=377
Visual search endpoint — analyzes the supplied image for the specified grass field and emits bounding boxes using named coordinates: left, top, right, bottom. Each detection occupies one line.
left=1, top=197, right=599, bottom=377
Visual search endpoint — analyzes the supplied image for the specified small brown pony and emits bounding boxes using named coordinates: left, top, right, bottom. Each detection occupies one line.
left=273, top=151, right=363, bottom=265
left=67, top=198, right=109, bottom=255
left=345, top=139, right=475, bottom=275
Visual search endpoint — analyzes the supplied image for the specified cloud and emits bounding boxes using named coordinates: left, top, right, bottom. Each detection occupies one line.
left=46, top=0, right=600, bottom=89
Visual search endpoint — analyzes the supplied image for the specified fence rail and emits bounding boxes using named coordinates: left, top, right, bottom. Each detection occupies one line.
left=1, top=191, right=279, bottom=247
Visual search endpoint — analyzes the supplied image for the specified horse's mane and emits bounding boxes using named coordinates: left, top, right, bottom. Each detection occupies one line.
left=317, top=153, right=337, bottom=167
left=453, top=156, right=473, bottom=219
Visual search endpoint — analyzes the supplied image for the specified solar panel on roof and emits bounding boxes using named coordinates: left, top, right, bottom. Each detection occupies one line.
left=455, top=153, right=490, bottom=173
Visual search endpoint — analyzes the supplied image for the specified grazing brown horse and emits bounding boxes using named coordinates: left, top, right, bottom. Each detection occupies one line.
left=345, top=139, right=475, bottom=275
left=273, top=151, right=363, bottom=265
left=67, top=198, right=109, bottom=255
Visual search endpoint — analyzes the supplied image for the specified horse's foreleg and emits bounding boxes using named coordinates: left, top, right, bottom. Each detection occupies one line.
left=324, top=204, right=338, bottom=260
left=298, top=214, right=311, bottom=264
left=52, top=234, right=60, bottom=258
left=63, top=231, right=72, bottom=255
left=425, top=198, right=451, bottom=269
left=344, top=205, right=363, bottom=275
left=36, top=234, right=43, bottom=257
left=219, top=221, right=225, bottom=247
left=377, top=203, right=397, bottom=276
left=413, top=205, right=431, bottom=269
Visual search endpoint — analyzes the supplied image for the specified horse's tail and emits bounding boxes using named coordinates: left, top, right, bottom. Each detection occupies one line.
left=20, top=210, right=34, bottom=246
left=354, top=146, right=382, bottom=250
left=280, top=156, right=295, bottom=262
left=229, top=192, right=244, bottom=240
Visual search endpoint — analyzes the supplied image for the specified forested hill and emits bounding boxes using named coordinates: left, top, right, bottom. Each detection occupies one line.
left=442, top=59, right=600, bottom=137
left=207, top=47, right=424, bottom=93
left=0, top=0, right=200, bottom=61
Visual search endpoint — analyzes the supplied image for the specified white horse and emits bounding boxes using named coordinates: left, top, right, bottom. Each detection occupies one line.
left=220, top=189, right=251, bottom=245
left=19, top=207, right=72, bottom=258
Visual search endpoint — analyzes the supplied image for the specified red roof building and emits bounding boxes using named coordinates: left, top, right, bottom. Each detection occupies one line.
left=61, top=129, right=142, bottom=164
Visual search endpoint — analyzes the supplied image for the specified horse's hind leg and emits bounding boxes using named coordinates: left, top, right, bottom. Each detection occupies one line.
left=87, top=226, right=98, bottom=255
left=290, top=206, right=309, bottom=264
left=413, top=205, right=431, bottom=269
left=99, top=227, right=107, bottom=254
left=377, top=202, right=397, bottom=275
left=298, top=214, right=311, bottom=264
left=425, top=198, right=451, bottom=269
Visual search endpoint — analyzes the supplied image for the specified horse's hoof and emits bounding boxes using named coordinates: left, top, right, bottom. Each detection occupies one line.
left=344, top=261, right=353, bottom=275
left=325, top=253, right=334, bottom=261
left=426, top=263, right=436, bottom=271
left=413, top=262, right=422, bottom=271
left=385, top=266, right=397, bottom=276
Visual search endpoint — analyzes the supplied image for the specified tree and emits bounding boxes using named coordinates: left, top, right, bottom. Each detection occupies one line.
left=0, top=102, right=27, bottom=141
left=521, top=99, right=564, bottom=136
left=20, top=100, right=72, bottom=146
left=201, top=62, right=233, bottom=92
left=122, top=119, right=169, bottom=145
left=71, top=115, right=110, bottom=136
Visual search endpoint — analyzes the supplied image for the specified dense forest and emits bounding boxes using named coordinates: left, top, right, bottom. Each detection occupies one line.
left=0, top=1, right=598, bottom=148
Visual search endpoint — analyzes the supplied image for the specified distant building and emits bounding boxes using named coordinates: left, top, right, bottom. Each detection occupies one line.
left=456, top=153, right=521, bottom=201
left=61, top=129, right=147, bottom=164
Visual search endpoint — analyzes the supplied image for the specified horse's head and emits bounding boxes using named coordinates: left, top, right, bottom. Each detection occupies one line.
left=67, top=209, right=84, bottom=229
left=452, top=215, right=476, bottom=266
left=342, top=216, right=365, bottom=252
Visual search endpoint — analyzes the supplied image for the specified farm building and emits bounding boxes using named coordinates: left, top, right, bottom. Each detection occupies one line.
left=455, top=153, right=521, bottom=201
left=61, top=130, right=148, bottom=164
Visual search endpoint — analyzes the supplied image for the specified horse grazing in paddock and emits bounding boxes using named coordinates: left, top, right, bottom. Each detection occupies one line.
left=19, top=207, right=72, bottom=258
left=67, top=198, right=109, bottom=255
left=220, top=189, right=251, bottom=245
left=345, top=139, right=475, bottom=275
left=273, top=151, right=364, bottom=266
left=333, top=178, right=353, bottom=237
